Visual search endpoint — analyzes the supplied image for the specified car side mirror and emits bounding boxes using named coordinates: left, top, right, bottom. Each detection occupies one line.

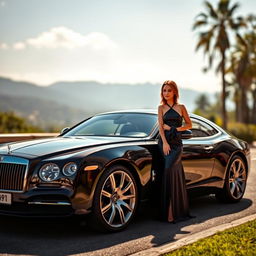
left=181, top=129, right=192, bottom=139
left=60, top=127, right=70, bottom=135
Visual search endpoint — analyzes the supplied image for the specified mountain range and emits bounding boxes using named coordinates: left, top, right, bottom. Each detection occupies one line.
left=0, top=77, right=215, bottom=129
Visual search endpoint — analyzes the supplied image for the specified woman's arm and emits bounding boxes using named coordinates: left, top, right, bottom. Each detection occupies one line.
left=158, top=105, right=170, bottom=155
left=176, top=104, right=192, bottom=132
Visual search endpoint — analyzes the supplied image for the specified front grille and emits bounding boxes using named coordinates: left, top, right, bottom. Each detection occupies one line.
left=0, top=161, right=27, bottom=192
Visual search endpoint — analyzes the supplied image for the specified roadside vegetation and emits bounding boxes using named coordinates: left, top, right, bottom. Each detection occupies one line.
left=0, top=111, right=65, bottom=133
left=165, top=219, right=256, bottom=256
left=193, top=92, right=256, bottom=143
left=0, top=111, right=43, bottom=133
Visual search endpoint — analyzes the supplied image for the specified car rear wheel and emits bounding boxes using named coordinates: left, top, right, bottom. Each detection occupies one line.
left=216, top=155, right=247, bottom=203
left=90, top=165, right=138, bottom=232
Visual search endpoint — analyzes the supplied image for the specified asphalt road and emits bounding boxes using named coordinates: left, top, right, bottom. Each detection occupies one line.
left=0, top=149, right=255, bottom=256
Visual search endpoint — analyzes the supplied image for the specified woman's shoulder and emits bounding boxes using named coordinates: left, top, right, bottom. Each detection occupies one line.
left=158, top=104, right=164, bottom=110
left=177, top=103, right=189, bottom=116
left=177, top=103, right=186, bottom=109
left=158, top=104, right=166, bottom=115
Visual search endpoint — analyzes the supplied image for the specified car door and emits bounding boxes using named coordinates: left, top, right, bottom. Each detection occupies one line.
left=182, top=117, right=220, bottom=187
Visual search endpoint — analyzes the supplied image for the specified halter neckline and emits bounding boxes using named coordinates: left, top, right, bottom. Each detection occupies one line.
left=166, top=103, right=175, bottom=108
left=164, top=102, right=182, bottom=118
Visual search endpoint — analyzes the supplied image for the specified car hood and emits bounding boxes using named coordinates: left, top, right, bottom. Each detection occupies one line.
left=0, top=136, right=142, bottom=158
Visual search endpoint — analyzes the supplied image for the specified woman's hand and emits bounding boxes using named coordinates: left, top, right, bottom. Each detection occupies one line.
left=163, top=124, right=171, bottom=130
left=163, top=142, right=171, bottom=155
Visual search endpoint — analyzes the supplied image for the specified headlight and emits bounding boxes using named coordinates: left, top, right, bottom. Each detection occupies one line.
left=62, top=162, right=77, bottom=176
left=39, top=163, right=60, bottom=182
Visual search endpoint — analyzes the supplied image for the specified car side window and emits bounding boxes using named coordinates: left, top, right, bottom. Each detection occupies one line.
left=191, top=119, right=218, bottom=137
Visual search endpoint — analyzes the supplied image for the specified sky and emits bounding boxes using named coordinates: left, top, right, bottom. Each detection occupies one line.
left=0, top=0, right=255, bottom=92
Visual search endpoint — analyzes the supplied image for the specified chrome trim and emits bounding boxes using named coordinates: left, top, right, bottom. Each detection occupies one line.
left=28, top=201, right=71, bottom=206
left=0, top=155, right=29, bottom=193
left=0, top=155, right=28, bottom=165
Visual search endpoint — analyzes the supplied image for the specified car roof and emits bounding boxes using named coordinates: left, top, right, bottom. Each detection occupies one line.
left=96, top=109, right=158, bottom=115
left=95, top=109, right=226, bottom=134
left=96, top=109, right=205, bottom=119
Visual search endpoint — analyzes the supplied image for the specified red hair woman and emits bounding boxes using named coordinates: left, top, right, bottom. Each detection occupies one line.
left=158, top=80, right=193, bottom=223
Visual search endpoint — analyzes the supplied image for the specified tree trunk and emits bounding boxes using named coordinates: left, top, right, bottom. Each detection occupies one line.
left=221, top=51, right=227, bottom=129
left=240, top=88, right=249, bottom=124
left=252, top=88, right=256, bottom=124
left=235, top=89, right=243, bottom=122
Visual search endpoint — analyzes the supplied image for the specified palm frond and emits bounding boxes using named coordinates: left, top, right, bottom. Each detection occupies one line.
left=230, top=16, right=247, bottom=30
left=236, top=33, right=247, bottom=48
left=215, top=60, right=222, bottom=74
left=247, top=14, right=256, bottom=23
left=195, top=28, right=216, bottom=53
left=195, top=12, right=208, bottom=20
left=208, top=53, right=214, bottom=68
left=204, top=1, right=218, bottom=19
left=228, top=3, right=240, bottom=17
left=218, top=0, right=229, bottom=15
left=193, top=20, right=208, bottom=30
left=246, top=14, right=256, bottom=30
left=195, top=33, right=209, bottom=52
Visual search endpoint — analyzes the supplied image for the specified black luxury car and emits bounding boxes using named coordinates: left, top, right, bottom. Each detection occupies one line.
left=0, top=110, right=251, bottom=231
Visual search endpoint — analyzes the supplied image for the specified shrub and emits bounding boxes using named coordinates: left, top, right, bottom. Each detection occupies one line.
left=227, top=122, right=256, bottom=144
left=0, top=111, right=43, bottom=133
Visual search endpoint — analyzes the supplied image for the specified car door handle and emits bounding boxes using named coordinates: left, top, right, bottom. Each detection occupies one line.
left=204, top=146, right=214, bottom=151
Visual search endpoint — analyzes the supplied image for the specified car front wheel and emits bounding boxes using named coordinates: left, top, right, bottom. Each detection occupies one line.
left=216, top=155, right=247, bottom=203
left=91, top=165, right=138, bottom=232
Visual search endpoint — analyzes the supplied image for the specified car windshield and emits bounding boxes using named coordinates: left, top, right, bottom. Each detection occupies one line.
left=64, top=113, right=158, bottom=138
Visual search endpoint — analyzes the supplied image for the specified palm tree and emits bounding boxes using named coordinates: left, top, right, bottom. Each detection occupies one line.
left=252, top=82, right=256, bottom=124
left=228, top=14, right=256, bottom=123
left=246, top=15, right=256, bottom=124
left=193, top=0, right=245, bottom=129
left=229, top=35, right=254, bottom=123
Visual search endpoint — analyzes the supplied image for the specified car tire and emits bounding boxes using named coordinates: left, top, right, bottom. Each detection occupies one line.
left=215, top=155, right=247, bottom=203
left=89, top=165, right=138, bottom=232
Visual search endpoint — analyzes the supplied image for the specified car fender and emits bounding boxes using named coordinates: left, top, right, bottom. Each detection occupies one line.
left=72, top=144, right=152, bottom=210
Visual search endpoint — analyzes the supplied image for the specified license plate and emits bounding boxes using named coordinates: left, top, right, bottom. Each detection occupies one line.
left=0, top=192, right=12, bottom=205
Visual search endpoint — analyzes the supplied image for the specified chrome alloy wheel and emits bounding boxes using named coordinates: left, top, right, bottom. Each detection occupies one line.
left=228, top=158, right=247, bottom=199
left=100, top=170, right=136, bottom=228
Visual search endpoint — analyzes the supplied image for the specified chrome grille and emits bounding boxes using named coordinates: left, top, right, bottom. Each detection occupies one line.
left=0, top=156, right=28, bottom=192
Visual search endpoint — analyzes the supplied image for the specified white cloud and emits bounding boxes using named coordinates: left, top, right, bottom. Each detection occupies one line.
left=0, top=28, right=219, bottom=92
left=13, top=42, right=26, bottom=50
left=0, top=43, right=8, bottom=49
left=4, top=27, right=118, bottom=51
left=0, top=1, right=6, bottom=7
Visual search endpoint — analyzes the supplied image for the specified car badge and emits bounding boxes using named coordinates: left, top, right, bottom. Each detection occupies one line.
left=7, top=144, right=11, bottom=154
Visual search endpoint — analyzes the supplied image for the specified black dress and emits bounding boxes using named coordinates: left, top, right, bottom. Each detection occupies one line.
left=158, top=103, right=190, bottom=222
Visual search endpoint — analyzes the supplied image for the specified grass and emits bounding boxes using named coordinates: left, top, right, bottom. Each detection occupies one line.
left=165, top=219, right=256, bottom=256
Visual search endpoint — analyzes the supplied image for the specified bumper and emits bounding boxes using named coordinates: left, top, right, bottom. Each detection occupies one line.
left=0, top=187, right=91, bottom=217
left=0, top=202, right=74, bottom=217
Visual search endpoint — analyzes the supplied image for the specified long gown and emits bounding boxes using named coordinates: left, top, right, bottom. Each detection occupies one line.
left=158, top=103, right=190, bottom=222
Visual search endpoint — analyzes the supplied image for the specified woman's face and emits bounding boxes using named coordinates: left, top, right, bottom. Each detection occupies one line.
left=162, top=84, right=174, bottom=101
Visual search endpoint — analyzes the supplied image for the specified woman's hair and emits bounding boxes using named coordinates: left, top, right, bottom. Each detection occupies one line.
left=160, top=80, right=179, bottom=105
